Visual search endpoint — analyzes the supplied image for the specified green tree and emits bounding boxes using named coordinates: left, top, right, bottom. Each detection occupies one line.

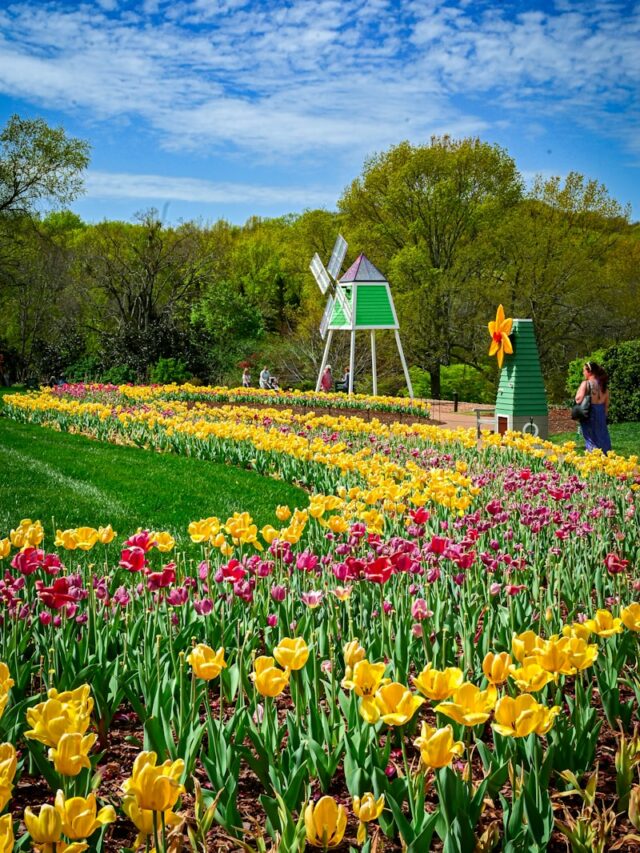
left=491, top=173, right=630, bottom=397
left=339, top=136, right=522, bottom=396
left=0, top=115, right=90, bottom=216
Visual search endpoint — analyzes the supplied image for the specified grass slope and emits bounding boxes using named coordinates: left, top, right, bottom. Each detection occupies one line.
left=0, top=413, right=307, bottom=535
left=549, top=421, right=640, bottom=458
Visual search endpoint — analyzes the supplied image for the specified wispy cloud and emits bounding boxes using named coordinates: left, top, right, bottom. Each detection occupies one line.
left=85, top=169, right=339, bottom=207
left=0, top=0, right=637, bottom=163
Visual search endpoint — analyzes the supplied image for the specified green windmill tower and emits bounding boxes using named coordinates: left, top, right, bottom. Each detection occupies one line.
left=494, top=319, right=548, bottom=438
left=310, top=234, right=414, bottom=397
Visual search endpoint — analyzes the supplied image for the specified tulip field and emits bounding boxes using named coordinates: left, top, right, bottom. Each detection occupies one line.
left=0, top=383, right=639, bottom=851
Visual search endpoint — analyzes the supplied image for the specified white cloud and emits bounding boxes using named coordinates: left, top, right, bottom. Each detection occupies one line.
left=84, top=169, right=339, bottom=207
left=0, top=0, right=636, bottom=162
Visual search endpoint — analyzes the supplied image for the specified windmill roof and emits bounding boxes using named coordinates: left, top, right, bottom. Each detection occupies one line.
left=339, top=253, right=387, bottom=283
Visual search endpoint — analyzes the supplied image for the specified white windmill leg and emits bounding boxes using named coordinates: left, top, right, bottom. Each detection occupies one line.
left=348, top=329, right=356, bottom=395
left=370, top=330, right=377, bottom=396
left=394, top=329, right=414, bottom=400
left=316, top=329, right=333, bottom=392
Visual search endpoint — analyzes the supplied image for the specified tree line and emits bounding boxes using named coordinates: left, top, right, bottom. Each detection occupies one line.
left=0, top=116, right=638, bottom=401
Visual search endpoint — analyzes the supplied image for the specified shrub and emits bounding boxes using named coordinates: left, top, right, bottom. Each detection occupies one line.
left=65, top=355, right=101, bottom=383
left=101, top=364, right=136, bottom=385
left=567, top=341, right=640, bottom=423
left=565, top=350, right=607, bottom=401
left=149, top=357, right=191, bottom=385
left=603, top=341, right=640, bottom=423
left=408, top=365, right=495, bottom=402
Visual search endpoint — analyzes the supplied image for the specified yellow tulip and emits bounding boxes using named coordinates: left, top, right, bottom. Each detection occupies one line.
left=122, top=751, right=185, bottom=812
left=327, top=515, right=349, bottom=534
left=561, top=622, right=592, bottom=642
left=304, top=796, right=347, bottom=848
left=97, top=525, right=116, bottom=544
left=413, top=664, right=464, bottom=701
left=0, top=814, right=13, bottom=853
left=24, top=803, right=62, bottom=843
left=343, top=639, right=366, bottom=669
left=273, top=637, right=309, bottom=671
left=74, top=527, right=99, bottom=551
left=188, top=518, right=214, bottom=543
left=488, top=304, right=513, bottom=368
left=11, top=519, right=44, bottom=547
left=122, top=795, right=181, bottom=847
left=533, top=637, right=575, bottom=676
left=583, top=609, right=624, bottom=638
left=512, top=630, right=545, bottom=663
left=261, top=525, right=279, bottom=544
left=482, top=652, right=512, bottom=685
left=332, top=586, right=352, bottom=601
left=55, top=528, right=79, bottom=550
left=353, top=792, right=384, bottom=845
left=621, top=603, right=640, bottom=632
left=250, top=656, right=290, bottom=697
left=352, top=792, right=384, bottom=822
left=275, top=505, right=292, bottom=521
left=341, top=659, right=388, bottom=697
left=49, top=732, right=97, bottom=776
left=0, top=539, right=10, bottom=560
left=508, top=662, right=555, bottom=693
left=187, top=645, right=226, bottom=681
left=0, top=664, right=14, bottom=721
left=435, top=682, right=497, bottom=727
left=55, top=790, right=116, bottom=839
left=564, top=637, right=599, bottom=672
left=26, top=685, right=93, bottom=748
left=493, top=694, right=560, bottom=738
left=0, top=743, right=16, bottom=810
left=360, top=682, right=424, bottom=726
left=413, top=722, right=465, bottom=769
left=151, top=531, right=175, bottom=552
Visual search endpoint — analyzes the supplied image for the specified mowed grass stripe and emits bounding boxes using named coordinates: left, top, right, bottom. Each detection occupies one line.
left=0, top=415, right=307, bottom=536
left=0, top=443, right=129, bottom=518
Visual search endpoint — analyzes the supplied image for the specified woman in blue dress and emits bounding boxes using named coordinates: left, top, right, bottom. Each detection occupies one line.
left=575, top=361, right=612, bottom=454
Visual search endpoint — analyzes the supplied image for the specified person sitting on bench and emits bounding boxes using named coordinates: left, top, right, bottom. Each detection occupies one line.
left=335, top=367, right=352, bottom=392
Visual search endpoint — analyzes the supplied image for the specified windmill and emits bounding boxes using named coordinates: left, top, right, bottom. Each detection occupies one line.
left=310, top=234, right=414, bottom=398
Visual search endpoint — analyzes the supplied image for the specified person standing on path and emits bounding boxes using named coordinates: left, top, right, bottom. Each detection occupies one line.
left=575, top=361, right=612, bottom=454
left=320, top=364, right=333, bottom=392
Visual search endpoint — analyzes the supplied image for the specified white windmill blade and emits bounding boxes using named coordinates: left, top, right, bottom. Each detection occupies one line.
left=319, top=295, right=334, bottom=340
left=327, top=233, right=348, bottom=280
left=334, top=283, right=352, bottom=325
left=310, top=253, right=331, bottom=295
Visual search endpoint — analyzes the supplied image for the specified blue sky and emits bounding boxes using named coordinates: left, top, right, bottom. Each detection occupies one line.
left=0, top=0, right=638, bottom=224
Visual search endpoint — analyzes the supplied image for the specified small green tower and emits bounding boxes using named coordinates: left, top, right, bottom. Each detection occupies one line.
left=495, top=319, right=548, bottom=438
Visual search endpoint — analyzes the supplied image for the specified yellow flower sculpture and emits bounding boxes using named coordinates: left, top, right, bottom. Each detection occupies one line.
left=488, top=304, right=513, bottom=368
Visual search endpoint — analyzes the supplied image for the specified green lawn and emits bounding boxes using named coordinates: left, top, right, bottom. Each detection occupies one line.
left=549, top=421, right=640, bottom=458
left=0, top=408, right=307, bottom=537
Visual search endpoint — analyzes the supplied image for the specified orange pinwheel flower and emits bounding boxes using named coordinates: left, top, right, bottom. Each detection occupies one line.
left=488, top=304, right=513, bottom=368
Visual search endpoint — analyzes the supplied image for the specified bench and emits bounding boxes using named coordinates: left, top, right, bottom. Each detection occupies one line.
left=474, top=408, right=496, bottom=438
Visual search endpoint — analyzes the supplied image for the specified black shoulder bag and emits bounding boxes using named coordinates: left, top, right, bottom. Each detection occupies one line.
left=571, top=381, right=592, bottom=421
